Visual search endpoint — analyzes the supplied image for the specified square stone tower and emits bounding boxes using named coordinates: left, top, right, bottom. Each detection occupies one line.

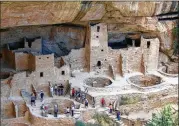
left=87, top=23, right=109, bottom=72
left=29, top=53, right=54, bottom=72
left=141, top=36, right=160, bottom=72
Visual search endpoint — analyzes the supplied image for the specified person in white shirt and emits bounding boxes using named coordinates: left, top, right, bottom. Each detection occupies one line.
left=71, top=105, right=75, bottom=117
left=50, top=85, right=54, bottom=97
left=85, top=99, right=88, bottom=108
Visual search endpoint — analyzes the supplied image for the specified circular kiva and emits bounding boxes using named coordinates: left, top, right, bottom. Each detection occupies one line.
left=129, top=74, right=162, bottom=87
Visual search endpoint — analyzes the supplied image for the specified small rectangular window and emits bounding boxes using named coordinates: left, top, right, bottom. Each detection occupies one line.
left=61, top=71, right=65, bottom=75
left=40, top=72, right=43, bottom=77
left=147, top=41, right=150, bottom=48
left=97, top=26, right=100, bottom=32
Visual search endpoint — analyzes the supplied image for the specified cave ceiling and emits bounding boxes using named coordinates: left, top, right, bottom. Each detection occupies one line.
left=1, top=1, right=178, bottom=33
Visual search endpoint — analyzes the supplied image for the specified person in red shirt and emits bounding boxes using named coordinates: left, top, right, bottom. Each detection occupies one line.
left=72, top=88, right=75, bottom=98
left=101, top=98, right=105, bottom=107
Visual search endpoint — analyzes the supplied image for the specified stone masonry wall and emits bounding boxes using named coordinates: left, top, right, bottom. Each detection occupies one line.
left=2, top=48, right=15, bottom=69
left=9, top=64, right=70, bottom=97
left=126, top=47, right=142, bottom=73
left=158, top=52, right=169, bottom=65
left=63, top=48, right=87, bottom=71
left=15, top=53, right=29, bottom=71
left=28, top=54, right=36, bottom=71
left=141, top=36, right=160, bottom=71
left=10, top=72, right=31, bottom=97
left=34, top=54, right=54, bottom=71
left=1, top=82, right=11, bottom=98
left=29, top=111, right=75, bottom=126
left=1, top=98, right=16, bottom=119
left=108, top=47, right=142, bottom=75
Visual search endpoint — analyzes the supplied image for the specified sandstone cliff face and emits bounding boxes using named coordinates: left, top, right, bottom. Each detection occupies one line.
left=0, top=1, right=178, bottom=58
left=1, top=1, right=178, bottom=28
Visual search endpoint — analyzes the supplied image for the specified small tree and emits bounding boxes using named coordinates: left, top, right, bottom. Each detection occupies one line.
left=75, top=120, right=85, bottom=126
left=146, top=105, right=178, bottom=126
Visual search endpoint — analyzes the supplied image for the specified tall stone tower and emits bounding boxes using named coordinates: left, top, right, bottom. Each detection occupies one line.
left=141, top=36, right=160, bottom=72
left=86, top=23, right=109, bottom=73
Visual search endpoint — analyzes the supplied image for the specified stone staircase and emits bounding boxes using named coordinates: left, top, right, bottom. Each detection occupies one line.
left=103, top=109, right=126, bottom=126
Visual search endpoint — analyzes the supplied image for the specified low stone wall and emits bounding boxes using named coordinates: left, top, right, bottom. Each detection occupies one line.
left=84, top=85, right=130, bottom=94
left=12, top=100, right=27, bottom=117
left=7, top=123, right=29, bottom=126
left=1, top=117, right=31, bottom=126
left=43, top=98, right=74, bottom=113
left=122, top=117, right=147, bottom=126
left=1, top=98, right=16, bottom=119
left=118, top=95, right=178, bottom=115
left=29, top=109, right=75, bottom=126
left=158, top=66, right=178, bottom=77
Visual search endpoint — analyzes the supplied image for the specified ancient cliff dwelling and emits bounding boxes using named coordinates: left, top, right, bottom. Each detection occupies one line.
left=0, top=1, right=178, bottom=126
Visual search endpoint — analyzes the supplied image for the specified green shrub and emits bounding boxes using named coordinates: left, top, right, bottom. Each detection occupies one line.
left=146, top=105, right=178, bottom=126
left=93, top=113, right=114, bottom=126
left=120, top=96, right=140, bottom=105
left=75, top=120, right=85, bottom=126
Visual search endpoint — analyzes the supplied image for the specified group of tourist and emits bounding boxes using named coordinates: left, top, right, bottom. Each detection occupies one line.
left=108, top=102, right=121, bottom=120
left=30, top=83, right=120, bottom=120
left=30, top=90, right=45, bottom=106
left=49, top=83, right=64, bottom=97
left=100, top=97, right=121, bottom=121
left=40, top=103, right=75, bottom=117
left=70, top=88, right=89, bottom=108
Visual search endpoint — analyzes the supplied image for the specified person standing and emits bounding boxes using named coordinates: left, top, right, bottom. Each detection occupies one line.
left=71, top=88, right=75, bottom=98
left=40, top=104, right=45, bottom=110
left=84, top=98, right=88, bottom=108
left=40, top=90, right=44, bottom=102
left=54, top=84, right=58, bottom=95
left=44, top=105, right=48, bottom=117
left=116, top=111, right=121, bottom=120
left=31, top=93, right=36, bottom=106
left=58, top=85, right=61, bottom=96
left=50, top=85, right=54, bottom=97
left=54, top=104, right=58, bottom=117
left=81, top=93, right=86, bottom=103
left=92, top=97, right=95, bottom=108
left=60, top=84, right=64, bottom=96
left=109, top=103, right=113, bottom=113
left=71, top=104, right=75, bottom=117
left=66, top=107, right=70, bottom=117
left=101, top=98, right=105, bottom=107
